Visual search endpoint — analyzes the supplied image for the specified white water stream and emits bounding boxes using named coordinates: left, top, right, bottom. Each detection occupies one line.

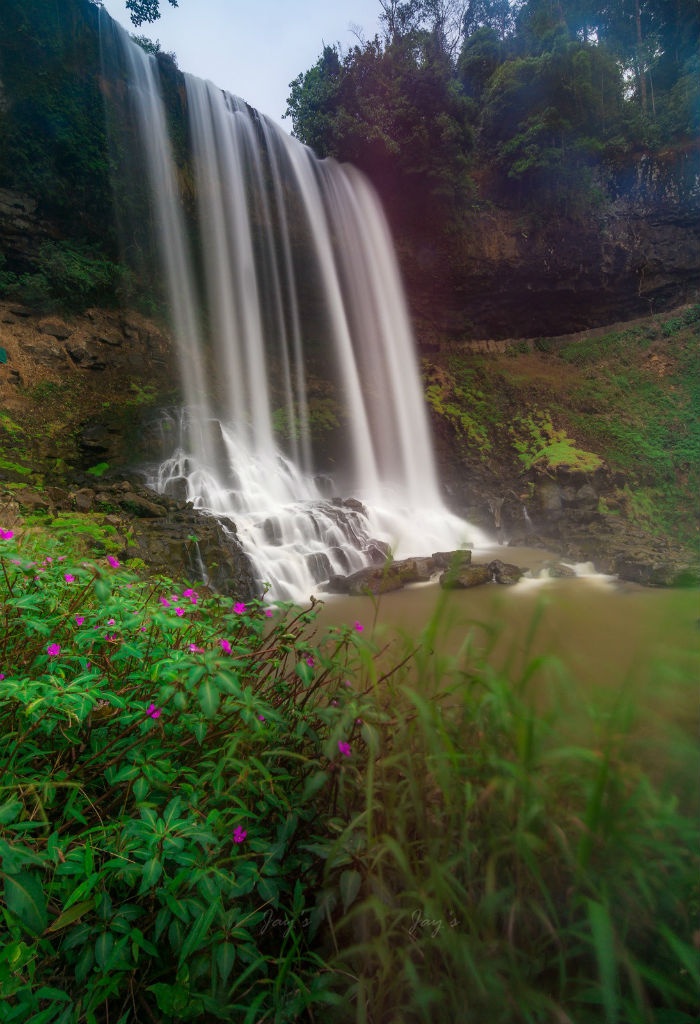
left=104, top=20, right=490, bottom=602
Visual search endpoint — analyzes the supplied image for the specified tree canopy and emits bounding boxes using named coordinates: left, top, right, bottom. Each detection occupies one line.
left=123, top=0, right=178, bottom=27
left=285, top=0, right=700, bottom=224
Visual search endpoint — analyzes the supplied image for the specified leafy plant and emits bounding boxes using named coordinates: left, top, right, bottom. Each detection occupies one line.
left=0, top=524, right=696, bottom=1023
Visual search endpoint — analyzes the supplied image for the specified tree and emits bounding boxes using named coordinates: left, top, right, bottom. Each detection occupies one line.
left=124, top=0, right=178, bottom=27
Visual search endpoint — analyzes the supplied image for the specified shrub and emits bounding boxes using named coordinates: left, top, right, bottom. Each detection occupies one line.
left=0, top=526, right=697, bottom=1023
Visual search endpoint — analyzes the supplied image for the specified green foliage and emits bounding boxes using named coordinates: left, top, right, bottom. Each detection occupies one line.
left=85, top=462, right=110, bottom=478
left=423, top=364, right=492, bottom=456
left=510, top=409, right=604, bottom=473
left=0, top=525, right=696, bottom=1022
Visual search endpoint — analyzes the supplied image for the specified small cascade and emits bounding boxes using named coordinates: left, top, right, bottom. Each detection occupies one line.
left=101, top=17, right=490, bottom=602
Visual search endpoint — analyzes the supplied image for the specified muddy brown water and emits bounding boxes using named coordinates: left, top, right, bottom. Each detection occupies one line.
left=314, top=545, right=699, bottom=788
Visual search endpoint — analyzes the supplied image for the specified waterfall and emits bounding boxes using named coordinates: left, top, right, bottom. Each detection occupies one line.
left=102, top=18, right=490, bottom=602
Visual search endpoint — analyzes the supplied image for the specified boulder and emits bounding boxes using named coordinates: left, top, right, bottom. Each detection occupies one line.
left=439, top=563, right=492, bottom=589
left=489, top=559, right=525, bottom=584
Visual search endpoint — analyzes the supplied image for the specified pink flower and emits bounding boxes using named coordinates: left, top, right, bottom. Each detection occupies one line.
left=354, top=621, right=364, bottom=632
left=257, top=714, right=265, bottom=721
left=106, top=555, right=120, bottom=568
left=306, top=656, right=314, bottom=667
left=75, top=615, right=85, bottom=626
left=264, top=608, right=273, bottom=618
left=233, top=602, right=246, bottom=615
left=47, top=643, right=61, bottom=658
left=0, top=673, right=5, bottom=680
left=0, top=529, right=14, bottom=540
left=175, top=607, right=184, bottom=617
left=107, top=618, right=116, bottom=626
left=105, top=633, right=118, bottom=642
left=232, top=826, right=247, bottom=844
left=159, top=596, right=170, bottom=607
left=220, top=639, right=232, bottom=654
left=64, top=573, right=75, bottom=583
left=184, top=588, right=198, bottom=604
left=189, top=643, right=204, bottom=653
left=338, top=740, right=351, bottom=757
left=44, top=557, right=53, bottom=564
left=146, top=703, right=161, bottom=719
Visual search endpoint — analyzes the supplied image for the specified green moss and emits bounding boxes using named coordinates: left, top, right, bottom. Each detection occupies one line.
left=86, top=461, right=110, bottom=478
left=0, top=457, right=33, bottom=477
left=510, top=410, right=603, bottom=473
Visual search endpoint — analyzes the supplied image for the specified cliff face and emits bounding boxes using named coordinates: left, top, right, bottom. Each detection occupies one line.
left=406, top=143, right=700, bottom=341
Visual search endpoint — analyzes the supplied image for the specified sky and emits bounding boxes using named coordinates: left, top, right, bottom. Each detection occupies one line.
left=99, top=0, right=383, bottom=129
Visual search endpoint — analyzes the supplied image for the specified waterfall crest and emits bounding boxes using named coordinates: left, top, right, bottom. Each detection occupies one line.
left=102, top=18, right=489, bottom=602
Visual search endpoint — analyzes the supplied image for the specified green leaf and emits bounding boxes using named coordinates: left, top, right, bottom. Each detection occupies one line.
left=139, top=857, right=163, bottom=892
left=301, top=770, right=328, bottom=803
left=0, top=799, right=23, bottom=825
left=3, top=871, right=48, bottom=935
left=198, top=678, right=220, bottom=719
left=258, top=876, right=279, bottom=904
left=339, top=869, right=362, bottom=913
left=587, top=899, right=619, bottom=1023
left=178, top=899, right=218, bottom=965
left=94, top=576, right=111, bottom=602
left=94, top=930, right=114, bottom=970
left=47, top=899, right=95, bottom=933
left=216, top=941, right=236, bottom=986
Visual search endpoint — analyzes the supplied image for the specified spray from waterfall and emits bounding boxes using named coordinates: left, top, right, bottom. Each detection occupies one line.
left=100, top=16, right=490, bottom=602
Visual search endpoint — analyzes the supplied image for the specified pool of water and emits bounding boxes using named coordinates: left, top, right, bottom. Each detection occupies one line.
left=314, top=545, right=699, bottom=782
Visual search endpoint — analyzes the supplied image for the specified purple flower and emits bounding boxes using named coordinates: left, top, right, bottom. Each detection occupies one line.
left=75, top=615, right=85, bottom=626
left=175, top=607, right=185, bottom=617
left=64, top=573, right=75, bottom=583
left=0, top=673, right=5, bottom=680
left=0, top=529, right=14, bottom=540
left=233, top=602, right=246, bottom=615
left=264, top=608, right=273, bottom=618
left=183, top=588, right=198, bottom=605
left=232, top=826, right=247, bottom=844
left=354, top=620, right=364, bottom=632
left=306, top=656, right=314, bottom=668
left=220, top=639, right=232, bottom=654
left=107, top=618, right=116, bottom=626
left=146, top=703, right=161, bottom=719
left=257, top=714, right=265, bottom=721
left=189, top=643, right=204, bottom=653
left=159, top=596, right=170, bottom=607
left=106, top=555, right=120, bottom=568
left=338, top=740, right=351, bottom=757
left=47, top=643, right=61, bottom=658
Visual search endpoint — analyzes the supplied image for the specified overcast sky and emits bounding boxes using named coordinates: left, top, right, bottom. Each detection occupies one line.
left=99, top=0, right=383, bottom=129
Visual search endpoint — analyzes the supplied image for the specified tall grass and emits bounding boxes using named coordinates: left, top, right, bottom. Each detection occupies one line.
left=0, top=523, right=697, bottom=1023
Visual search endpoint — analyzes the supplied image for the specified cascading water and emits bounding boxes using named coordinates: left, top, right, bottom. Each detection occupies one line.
left=102, top=17, right=490, bottom=602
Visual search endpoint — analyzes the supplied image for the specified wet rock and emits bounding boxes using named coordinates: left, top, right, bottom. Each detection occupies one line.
left=489, top=559, right=525, bottom=584
left=72, top=487, right=96, bottom=512
left=613, top=553, right=700, bottom=588
left=333, top=496, right=368, bottom=516
left=440, top=563, right=492, bottom=589
left=14, top=487, right=50, bottom=511
left=536, top=480, right=562, bottom=515
left=323, top=554, right=443, bottom=595
left=543, top=561, right=577, bottom=578
left=117, top=492, right=167, bottom=518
